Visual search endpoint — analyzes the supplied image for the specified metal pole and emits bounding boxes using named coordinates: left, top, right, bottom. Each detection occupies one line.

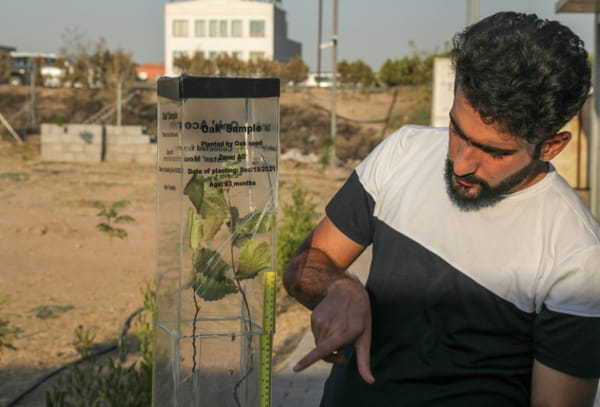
left=29, top=63, right=36, bottom=128
left=117, top=71, right=123, bottom=128
left=330, top=0, right=338, bottom=167
left=466, top=0, right=472, bottom=25
left=317, top=0, right=323, bottom=87
left=590, top=13, right=600, bottom=218
left=473, top=0, right=480, bottom=23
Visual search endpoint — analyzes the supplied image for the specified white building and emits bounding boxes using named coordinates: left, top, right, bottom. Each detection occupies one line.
left=164, top=0, right=302, bottom=76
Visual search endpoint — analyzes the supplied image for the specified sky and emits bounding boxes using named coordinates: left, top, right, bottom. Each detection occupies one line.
left=0, top=0, right=595, bottom=72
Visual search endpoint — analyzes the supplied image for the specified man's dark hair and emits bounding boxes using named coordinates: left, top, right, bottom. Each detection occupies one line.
left=452, top=12, right=591, bottom=144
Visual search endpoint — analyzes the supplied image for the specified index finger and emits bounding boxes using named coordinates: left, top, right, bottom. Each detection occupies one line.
left=292, top=337, right=342, bottom=373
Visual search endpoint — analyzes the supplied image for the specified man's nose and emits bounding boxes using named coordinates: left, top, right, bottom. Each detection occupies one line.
left=453, top=143, right=479, bottom=177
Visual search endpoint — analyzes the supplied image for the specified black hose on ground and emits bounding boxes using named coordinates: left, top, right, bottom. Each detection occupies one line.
left=4, top=307, right=145, bottom=407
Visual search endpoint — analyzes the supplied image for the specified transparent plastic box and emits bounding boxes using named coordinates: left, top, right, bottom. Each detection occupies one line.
left=156, top=76, right=279, bottom=406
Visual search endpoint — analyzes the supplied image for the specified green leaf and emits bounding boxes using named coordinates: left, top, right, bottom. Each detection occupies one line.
left=233, top=211, right=275, bottom=247
left=114, top=215, right=135, bottom=224
left=111, top=199, right=131, bottom=210
left=236, top=240, right=270, bottom=280
left=189, top=210, right=202, bottom=249
left=183, top=174, right=205, bottom=213
left=199, top=178, right=228, bottom=218
left=202, top=214, right=224, bottom=241
left=192, top=248, right=230, bottom=280
left=111, top=228, right=128, bottom=240
left=96, top=223, right=112, bottom=233
left=192, top=274, right=238, bottom=301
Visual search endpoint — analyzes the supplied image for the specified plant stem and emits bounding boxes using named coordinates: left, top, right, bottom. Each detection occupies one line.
left=191, top=292, right=200, bottom=374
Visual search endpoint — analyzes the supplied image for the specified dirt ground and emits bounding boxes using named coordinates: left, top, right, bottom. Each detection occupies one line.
left=0, top=135, right=354, bottom=407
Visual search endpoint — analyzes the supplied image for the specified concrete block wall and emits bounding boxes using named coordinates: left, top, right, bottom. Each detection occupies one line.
left=41, top=124, right=157, bottom=164
left=104, top=125, right=157, bottom=164
left=41, top=123, right=103, bottom=163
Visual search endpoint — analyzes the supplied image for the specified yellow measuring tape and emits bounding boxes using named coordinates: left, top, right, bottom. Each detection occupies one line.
left=259, top=271, right=276, bottom=407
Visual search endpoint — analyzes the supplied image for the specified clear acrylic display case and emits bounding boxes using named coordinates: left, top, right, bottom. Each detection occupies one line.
left=155, top=76, right=279, bottom=406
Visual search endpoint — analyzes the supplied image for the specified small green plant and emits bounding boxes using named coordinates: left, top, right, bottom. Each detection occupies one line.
left=31, top=304, right=74, bottom=319
left=277, top=179, right=319, bottom=282
left=49, top=113, right=69, bottom=126
left=133, top=283, right=156, bottom=366
left=0, top=172, right=29, bottom=181
left=46, top=286, right=155, bottom=407
left=0, top=297, right=20, bottom=352
left=73, top=325, right=96, bottom=358
left=93, top=199, right=135, bottom=240
left=46, top=356, right=151, bottom=407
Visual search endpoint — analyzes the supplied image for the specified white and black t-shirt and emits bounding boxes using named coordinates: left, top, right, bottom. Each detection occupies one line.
left=321, top=125, right=600, bottom=406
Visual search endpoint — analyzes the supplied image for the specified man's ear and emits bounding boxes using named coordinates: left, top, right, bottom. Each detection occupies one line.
left=539, top=131, right=572, bottom=161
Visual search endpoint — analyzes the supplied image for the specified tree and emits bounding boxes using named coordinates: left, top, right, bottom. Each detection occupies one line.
left=0, top=51, right=10, bottom=83
left=246, top=57, right=281, bottom=78
left=337, top=60, right=352, bottom=87
left=214, top=54, right=246, bottom=77
left=378, top=43, right=451, bottom=87
left=88, top=40, right=136, bottom=89
left=173, top=53, right=217, bottom=76
left=59, top=27, right=93, bottom=88
left=379, top=58, right=403, bottom=87
left=281, top=56, right=309, bottom=87
left=349, top=60, right=375, bottom=88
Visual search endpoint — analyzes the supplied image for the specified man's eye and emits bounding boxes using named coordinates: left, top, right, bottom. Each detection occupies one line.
left=489, top=151, right=506, bottom=159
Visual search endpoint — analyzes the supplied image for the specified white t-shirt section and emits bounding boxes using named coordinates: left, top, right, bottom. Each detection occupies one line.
left=356, top=125, right=600, bottom=316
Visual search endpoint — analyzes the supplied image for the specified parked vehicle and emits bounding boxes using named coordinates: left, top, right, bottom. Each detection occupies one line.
left=8, top=52, right=66, bottom=87
left=300, top=73, right=335, bottom=88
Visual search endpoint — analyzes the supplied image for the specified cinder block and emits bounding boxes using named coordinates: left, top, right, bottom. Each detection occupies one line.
left=73, top=152, right=100, bottom=163
left=68, top=143, right=86, bottom=153
left=41, top=132, right=63, bottom=143
left=41, top=151, right=63, bottom=161
left=62, top=152, right=76, bottom=161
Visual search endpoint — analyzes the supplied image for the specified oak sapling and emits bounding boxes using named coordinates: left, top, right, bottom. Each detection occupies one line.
left=184, top=163, right=274, bottom=406
left=93, top=199, right=135, bottom=241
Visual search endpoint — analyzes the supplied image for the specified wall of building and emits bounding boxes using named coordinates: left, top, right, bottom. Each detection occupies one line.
left=164, top=0, right=302, bottom=76
left=41, top=124, right=156, bottom=164
left=274, top=7, right=302, bottom=64
left=165, top=0, right=275, bottom=75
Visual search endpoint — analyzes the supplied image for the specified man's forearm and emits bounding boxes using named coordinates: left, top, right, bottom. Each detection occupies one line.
left=283, top=235, right=355, bottom=310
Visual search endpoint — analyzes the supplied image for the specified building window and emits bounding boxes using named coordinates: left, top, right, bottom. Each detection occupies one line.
left=219, top=20, right=228, bottom=37
left=209, top=20, right=218, bottom=37
left=173, top=50, right=188, bottom=60
left=173, top=20, right=188, bottom=37
left=232, top=51, right=242, bottom=59
left=209, top=51, right=219, bottom=60
left=195, top=51, right=205, bottom=58
left=195, top=20, right=206, bottom=37
left=249, top=51, right=265, bottom=61
left=231, top=20, right=243, bottom=37
left=249, top=20, right=265, bottom=37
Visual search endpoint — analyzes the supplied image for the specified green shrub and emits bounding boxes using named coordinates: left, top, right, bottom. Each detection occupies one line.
left=45, top=356, right=152, bottom=407
left=0, top=297, right=20, bottom=352
left=31, top=304, right=74, bottom=319
left=46, top=284, right=155, bottom=406
left=277, top=180, right=319, bottom=281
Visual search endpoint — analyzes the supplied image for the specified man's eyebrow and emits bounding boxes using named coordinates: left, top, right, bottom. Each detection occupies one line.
left=448, top=113, right=519, bottom=155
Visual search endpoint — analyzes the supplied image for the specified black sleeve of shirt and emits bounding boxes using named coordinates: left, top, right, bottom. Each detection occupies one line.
left=325, top=171, right=375, bottom=247
left=533, top=305, right=600, bottom=377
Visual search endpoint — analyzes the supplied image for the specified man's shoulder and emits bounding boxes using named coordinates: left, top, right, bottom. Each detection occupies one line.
left=373, top=125, right=447, bottom=162
left=547, top=172, right=600, bottom=247
left=388, top=125, right=447, bottom=144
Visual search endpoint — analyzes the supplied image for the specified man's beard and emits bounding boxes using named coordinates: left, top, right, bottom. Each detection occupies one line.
left=444, top=157, right=539, bottom=211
